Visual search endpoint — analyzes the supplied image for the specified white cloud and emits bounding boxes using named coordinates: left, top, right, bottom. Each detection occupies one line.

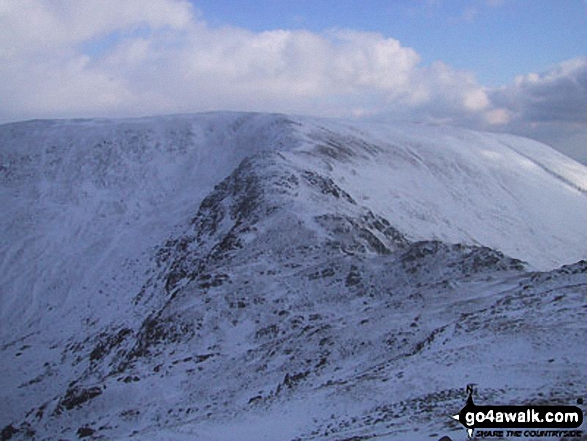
left=0, top=0, right=195, bottom=119
left=463, top=89, right=490, bottom=111
left=0, top=0, right=502, bottom=123
left=0, top=0, right=192, bottom=56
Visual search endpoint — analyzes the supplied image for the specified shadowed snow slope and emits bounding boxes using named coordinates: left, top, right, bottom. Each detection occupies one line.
left=0, top=113, right=585, bottom=440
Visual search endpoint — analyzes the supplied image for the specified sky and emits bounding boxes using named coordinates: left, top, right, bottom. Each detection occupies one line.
left=1, top=0, right=586, bottom=162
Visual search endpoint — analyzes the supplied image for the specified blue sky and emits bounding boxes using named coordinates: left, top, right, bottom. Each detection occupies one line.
left=0, top=0, right=586, bottom=162
left=190, top=0, right=587, bottom=86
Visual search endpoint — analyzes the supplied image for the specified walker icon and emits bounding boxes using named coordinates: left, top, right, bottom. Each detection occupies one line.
left=451, top=384, right=478, bottom=438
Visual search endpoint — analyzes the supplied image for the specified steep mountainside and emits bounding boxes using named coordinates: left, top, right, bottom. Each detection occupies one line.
left=1, top=113, right=585, bottom=440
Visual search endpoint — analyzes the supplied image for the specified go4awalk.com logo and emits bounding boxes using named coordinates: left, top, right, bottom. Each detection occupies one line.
left=451, top=385, right=583, bottom=438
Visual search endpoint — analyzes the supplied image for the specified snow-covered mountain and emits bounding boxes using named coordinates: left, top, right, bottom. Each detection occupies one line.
left=1, top=113, right=585, bottom=440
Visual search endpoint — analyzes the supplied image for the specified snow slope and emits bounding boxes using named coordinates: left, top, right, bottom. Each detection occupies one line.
left=291, top=117, right=587, bottom=270
left=0, top=113, right=300, bottom=339
left=1, top=113, right=586, bottom=440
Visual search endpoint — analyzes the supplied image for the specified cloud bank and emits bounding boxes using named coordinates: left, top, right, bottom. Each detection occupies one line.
left=492, top=57, right=587, bottom=125
left=0, top=0, right=499, bottom=122
left=489, top=57, right=587, bottom=163
left=0, top=0, right=585, bottom=162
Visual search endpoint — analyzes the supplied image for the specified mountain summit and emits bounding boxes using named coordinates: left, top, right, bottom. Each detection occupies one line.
left=1, top=113, right=585, bottom=440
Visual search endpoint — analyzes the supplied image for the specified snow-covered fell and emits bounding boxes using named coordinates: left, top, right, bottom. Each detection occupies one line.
left=1, top=113, right=585, bottom=440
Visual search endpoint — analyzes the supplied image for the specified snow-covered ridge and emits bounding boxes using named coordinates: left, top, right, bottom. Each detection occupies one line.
left=1, top=112, right=586, bottom=334
left=0, top=113, right=299, bottom=337
left=1, top=112, right=586, bottom=439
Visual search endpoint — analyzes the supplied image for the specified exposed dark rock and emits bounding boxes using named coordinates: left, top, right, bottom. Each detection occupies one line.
left=60, top=386, right=103, bottom=411
left=1, top=424, right=18, bottom=441
left=77, top=426, right=95, bottom=438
